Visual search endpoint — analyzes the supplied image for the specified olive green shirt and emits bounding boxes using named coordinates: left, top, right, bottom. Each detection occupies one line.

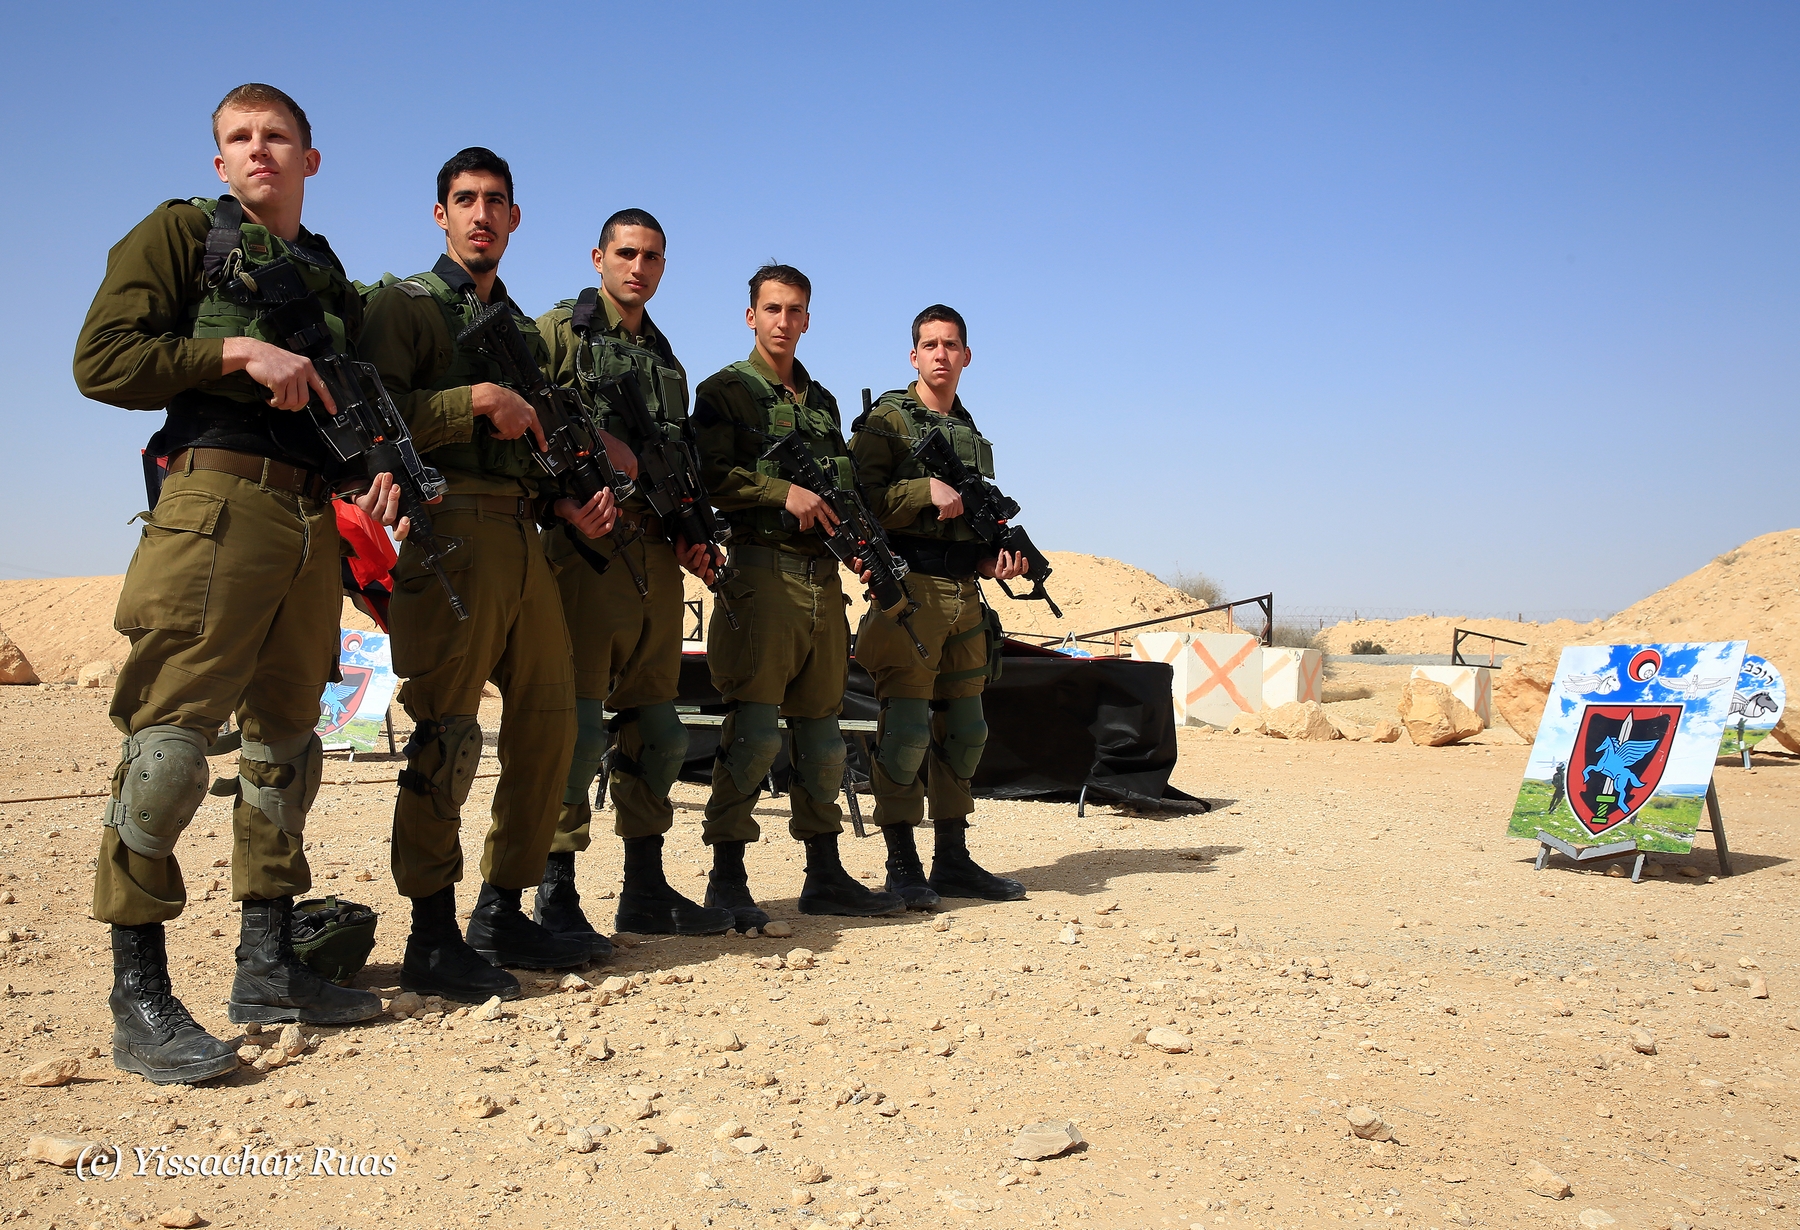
left=693, top=350, right=834, bottom=556
left=360, top=263, right=540, bottom=498
left=73, top=202, right=234, bottom=410
left=850, top=381, right=978, bottom=532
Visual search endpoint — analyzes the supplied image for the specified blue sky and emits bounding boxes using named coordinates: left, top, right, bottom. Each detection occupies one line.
left=2, top=2, right=1794, bottom=619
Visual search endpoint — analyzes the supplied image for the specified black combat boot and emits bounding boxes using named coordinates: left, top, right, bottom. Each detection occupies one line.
left=229, top=897, right=382, bottom=1025
left=400, top=886, right=520, bottom=1003
left=466, top=882, right=590, bottom=969
left=532, top=852, right=614, bottom=961
left=928, top=818, right=1026, bottom=901
left=798, top=833, right=907, bottom=917
left=108, top=923, right=239, bottom=1086
left=616, top=835, right=735, bottom=936
left=880, top=823, right=941, bottom=910
left=703, top=840, right=770, bottom=932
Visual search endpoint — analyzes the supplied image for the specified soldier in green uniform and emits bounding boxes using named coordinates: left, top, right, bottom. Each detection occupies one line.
left=850, top=305, right=1029, bottom=906
left=535, top=210, right=735, bottom=944
left=359, top=148, right=618, bottom=1002
left=692, top=266, right=905, bottom=919
left=72, top=84, right=393, bottom=1085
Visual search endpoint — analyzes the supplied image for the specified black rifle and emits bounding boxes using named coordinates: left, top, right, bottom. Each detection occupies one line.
left=221, top=257, right=467, bottom=619
left=591, top=369, right=738, bottom=629
left=456, top=300, right=643, bottom=585
left=760, top=432, right=926, bottom=657
left=908, top=417, right=1061, bottom=619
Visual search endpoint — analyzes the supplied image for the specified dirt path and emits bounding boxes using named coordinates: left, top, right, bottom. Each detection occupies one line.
left=3, top=686, right=1795, bottom=1230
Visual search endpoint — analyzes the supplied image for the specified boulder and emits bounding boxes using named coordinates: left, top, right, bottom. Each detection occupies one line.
left=1494, top=643, right=1560, bottom=742
left=1224, top=712, right=1267, bottom=736
left=1263, top=701, right=1341, bottom=742
left=1326, top=716, right=1402, bottom=743
left=1398, top=678, right=1483, bottom=747
left=0, top=627, right=38, bottom=686
left=78, top=660, right=117, bottom=689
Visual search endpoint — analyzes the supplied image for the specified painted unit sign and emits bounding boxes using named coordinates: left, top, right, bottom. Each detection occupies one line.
left=1508, top=641, right=1746, bottom=853
left=315, top=629, right=400, bottom=753
left=1719, top=654, right=1786, bottom=758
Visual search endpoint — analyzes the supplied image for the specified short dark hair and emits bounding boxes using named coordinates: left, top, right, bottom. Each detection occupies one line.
left=598, top=208, right=666, bottom=251
left=749, top=264, right=811, bottom=309
left=212, top=84, right=312, bottom=151
left=911, top=304, right=967, bottom=347
left=437, top=147, right=514, bottom=207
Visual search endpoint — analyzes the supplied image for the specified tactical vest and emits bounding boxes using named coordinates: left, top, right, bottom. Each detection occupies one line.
left=396, top=271, right=540, bottom=479
left=722, top=360, right=853, bottom=544
left=184, top=196, right=358, bottom=364
left=868, top=389, right=995, bottom=543
left=563, top=288, right=689, bottom=448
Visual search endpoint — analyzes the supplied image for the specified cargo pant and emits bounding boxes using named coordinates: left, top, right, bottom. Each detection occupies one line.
left=545, top=519, right=685, bottom=847
left=94, top=464, right=339, bottom=926
left=704, top=548, right=849, bottom=842
left=855, top=573, right=993, bottom=827
left=387, top=497, right=575, bottom=898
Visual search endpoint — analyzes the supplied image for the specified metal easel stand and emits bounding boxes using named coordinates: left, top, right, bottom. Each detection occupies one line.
left=1534, top=779, right=1733, bottom=883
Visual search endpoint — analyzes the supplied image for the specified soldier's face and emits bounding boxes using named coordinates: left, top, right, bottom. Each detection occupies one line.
left=746, top=283, right=809, bottom=361
left=593, top=226, right=666, bottom=311
left=435, top=171, right=519, bottom=275
left=212, top=105, right=318, bottom=211
left=910, top=321, right=971, bottom=392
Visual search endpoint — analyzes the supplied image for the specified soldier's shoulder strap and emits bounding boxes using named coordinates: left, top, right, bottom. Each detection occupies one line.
left=855, top=387, right=916, bottom=436
left=569, top=287, right=601, bottom=336
left=722, top=359, right=778, bottom=405
left=189, top=194, right=241, bottom=287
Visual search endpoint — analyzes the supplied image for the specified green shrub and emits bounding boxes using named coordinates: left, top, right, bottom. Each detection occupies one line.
left=1269, top=622, right=1322, bottom=650
left=1349, top=639, right=1386, bottom=655
left=1167, top=570, right=1224, bottom=607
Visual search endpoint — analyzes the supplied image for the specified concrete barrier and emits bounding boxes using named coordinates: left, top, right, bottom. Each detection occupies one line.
left=1262, top=647, right=1322, bottom=707
left=1133, top=631, right=1263, bottom=727
left=1409, top=664, right=1491, bottom=727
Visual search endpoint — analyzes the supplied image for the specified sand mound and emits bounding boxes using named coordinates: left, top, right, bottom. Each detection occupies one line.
left=686, top=551, right=1239, bottom=645
left=1495, top=529, right=1800, bottom=749
left=0, top=577, right=132, bottom=685
left=1313, top=614, right=1596, bottom=658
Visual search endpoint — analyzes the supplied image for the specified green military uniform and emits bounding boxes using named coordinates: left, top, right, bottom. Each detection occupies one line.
left=359, top=256, right=576, bottom=899
left=537, top=292, right=690, bottom=845
left=850, top=384, right=1001, bottom=827
left=692, top=352, right=853, bottom=842
left=73, top=198, right=353, bottom=927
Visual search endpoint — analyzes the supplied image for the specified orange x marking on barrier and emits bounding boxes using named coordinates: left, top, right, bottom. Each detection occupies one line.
left=1299, top=653, right=1322, bottom=702
left=1187, top=638, right=1257, bottom=712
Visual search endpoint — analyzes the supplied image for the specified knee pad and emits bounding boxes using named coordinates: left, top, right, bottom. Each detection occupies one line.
left=573, top=697, right=610, bottom=761
left=717, top=702, right=781, bottom=796
left=629, top=701, right=690, bottom=801
left=877, top=697, right=931, bottom=786
left=238, top=730, right=324, bottom=835
left=790, top=715, right=847, bottom=803
left=399, top=715, right=483, bottom=811
left=938, top=695, right=988, bottom=781
left=106, top=725, right=211, bottom=859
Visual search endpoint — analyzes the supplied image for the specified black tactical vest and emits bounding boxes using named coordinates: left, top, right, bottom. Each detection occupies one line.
left=719, top=361, right=853, bottom=544
left=865, top=389, right=995, bottom=543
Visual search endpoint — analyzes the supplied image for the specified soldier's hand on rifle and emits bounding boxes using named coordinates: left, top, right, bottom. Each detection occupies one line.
left=556, top=490, right=616, bottom=539
left=353, top=472, right=413, bottom=540
left=224, top=337, right=336, bottom=414
left=599, top=430, right=639, bottom=480
left=676, top=538, right=718, bottom=586
left=784, top=484, right=839, bottom=533
left=979, top=548, right=1028, bottom=582
left=928, top=477, right=964, bottom=521
left=472, top=382, right=549, bottom=453
left=844, top=557, right=876, bottom=587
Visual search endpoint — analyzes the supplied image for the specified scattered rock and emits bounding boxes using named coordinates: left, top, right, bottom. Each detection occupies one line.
left=1693, top=977, right=1717, bottom=993
left=762, top=920, right=794, bottom=938
left=25, top=1136, right=93, bottom=1167
left=731, top=1136, right=766, bottom=1155
left=786, top=948, right=816, bottom=970
left=795, top=1161, right=828, bottom=1184
left=1346, top=1106, right=1391, bottom=1141
left=1145, top=1027, right=1191, bottom=1054
left=1349, top=972, right=1372, bottom=988
left=560, top=973, right=590, bottom=991
left=1578, top=1209, right=1618, bottom=1228
left=1749, top=974, right=1769, bottom=999
left=1549, top=998, right=1570, bottom=1017
left=637, top=1134, right=670, bottom=1154
left=17, top=1056, right=79, bottom=1087
left=1057, top=926, right=1080, bottom=945
left=473, top=995, right=507, bottom=1021
left=278, top=1023, right=306, bottom=1057
left=713, top=1119, right=747, bottom=1140
left=566, top=1127, right=596, bottom=1153
left=386, top=991, right=424, bottom=1018
left=1523, top=1160, right=1571, bottom=1199
left=158, top=1210, right=203, bottom=1230
left=1704, top=1024, right=1730, bottom=1039
left=599, top=976, right=631, bottom=995
left=712, top=1029, right=744, bottom=1052
left=1399, top=678, right=1484, bottom=746
left=1629, top=1028, right=1657, bottom=1055
left=456, top=1092, right=499, bottom=1120
left=1010, top=1120, right=1083, bottom=1160
left=1224, top=712, right=1267, bottom=736
left=1263, top=701, right=1342, bottom=742
left=78, top=660, right=117, bottom=689
left=281, top=1090, right=310, bottom=1109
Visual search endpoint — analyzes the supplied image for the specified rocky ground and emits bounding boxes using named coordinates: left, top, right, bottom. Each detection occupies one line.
left=2, top=685, right=1797, bottom=1230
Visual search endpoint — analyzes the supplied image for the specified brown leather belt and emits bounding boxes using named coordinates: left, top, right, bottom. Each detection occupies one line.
left=617, top=511, right=666, bottom=541
left=166, top=448, right=332, bottom=501
left=438, top=493, right=536, bottom=518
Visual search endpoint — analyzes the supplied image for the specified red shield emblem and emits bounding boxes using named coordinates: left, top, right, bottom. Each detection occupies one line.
left=317, top=665, right=374, bottom=737
left=1569, top=704, right=1681, bottom=835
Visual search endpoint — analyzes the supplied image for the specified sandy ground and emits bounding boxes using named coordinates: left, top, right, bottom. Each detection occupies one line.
left=3, top=684, right=1797, bottom=1230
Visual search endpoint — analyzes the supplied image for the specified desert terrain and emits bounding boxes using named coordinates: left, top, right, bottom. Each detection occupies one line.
left=1, top=542, right=1796, bottom=1230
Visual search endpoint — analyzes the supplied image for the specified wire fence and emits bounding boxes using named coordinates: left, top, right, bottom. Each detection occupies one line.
left=1276, top=605, right=1614, bottom=628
